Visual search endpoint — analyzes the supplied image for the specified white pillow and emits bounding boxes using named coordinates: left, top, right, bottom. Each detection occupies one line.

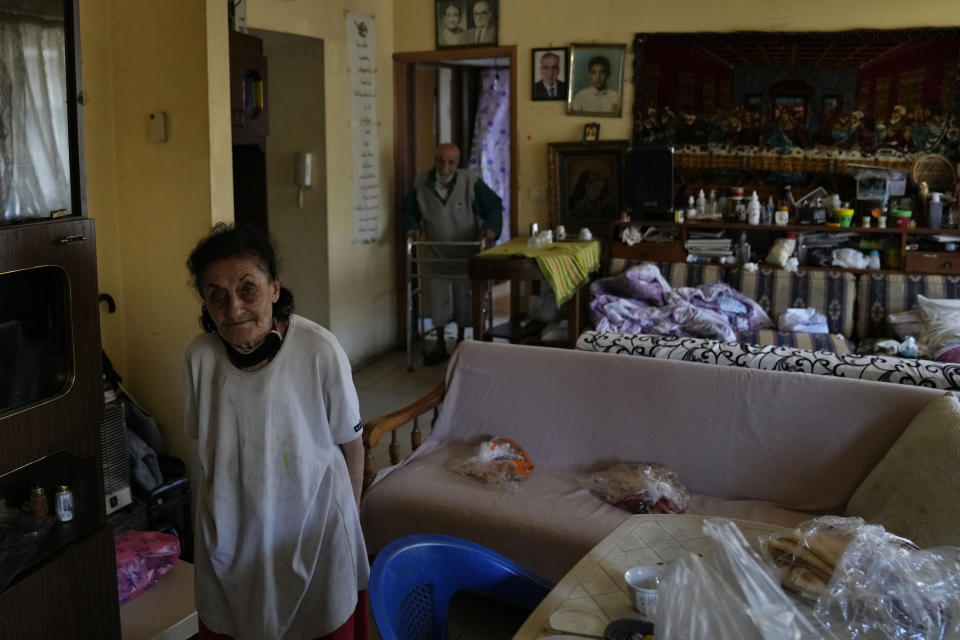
left=845, top=392, right=960, bottom=548
left=917, top=295, right=960, bottom=357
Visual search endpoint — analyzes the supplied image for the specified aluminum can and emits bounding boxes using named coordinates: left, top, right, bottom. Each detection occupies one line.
left=55, top=485, right=74, bottom=523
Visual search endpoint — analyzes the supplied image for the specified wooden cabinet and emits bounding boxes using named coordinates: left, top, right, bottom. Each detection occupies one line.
left=0, top=526, right=120, bottom=639
left=0, top=219, right=103, bottom=472
left=904, top=251, right=960, bottom=275
left=0, top=219, right=120, bottom=639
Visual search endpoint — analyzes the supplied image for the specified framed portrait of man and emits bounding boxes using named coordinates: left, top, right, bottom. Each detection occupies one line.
left=567, top=43, right=626, bottom=117
left=436, top=0, right=499, bottom=49
left=532, top=47, right=569, bottom=101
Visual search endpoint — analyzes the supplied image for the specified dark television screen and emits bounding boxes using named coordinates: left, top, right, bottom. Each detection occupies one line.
left=625, top=145, right=674, bottom=218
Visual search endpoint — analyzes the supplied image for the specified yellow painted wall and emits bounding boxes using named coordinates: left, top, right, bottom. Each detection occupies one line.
left=245, top=0, right=397, bottom=362
left=394, top=0, right=960, bottom=232
left=80, top=0, right=394, bottom=488
left=79, top=0, right=231, bottom=483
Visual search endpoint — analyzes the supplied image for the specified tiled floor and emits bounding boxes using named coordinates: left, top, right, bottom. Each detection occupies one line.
left=355, top=285, right=530, bottom=639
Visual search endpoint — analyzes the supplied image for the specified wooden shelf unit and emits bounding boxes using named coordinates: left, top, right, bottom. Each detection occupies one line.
left=610, top=219, right=960, bottom=275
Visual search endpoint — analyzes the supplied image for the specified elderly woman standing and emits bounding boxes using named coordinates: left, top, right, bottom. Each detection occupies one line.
left=183, top=223, right=368, bottom=640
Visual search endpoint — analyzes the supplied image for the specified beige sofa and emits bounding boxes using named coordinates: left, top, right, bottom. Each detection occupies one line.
left=359, top=340, right=942, bottom=582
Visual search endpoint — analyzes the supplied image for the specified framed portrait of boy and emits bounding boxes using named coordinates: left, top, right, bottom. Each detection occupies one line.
left=436, top=0, right=499, bottom=49
left=532, top=47, right=569, bottom=101
left=567, top=43, right=626, bottom=117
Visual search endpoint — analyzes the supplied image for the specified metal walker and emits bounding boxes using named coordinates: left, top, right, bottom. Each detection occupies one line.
left=405, top=236, right=492, bottom=371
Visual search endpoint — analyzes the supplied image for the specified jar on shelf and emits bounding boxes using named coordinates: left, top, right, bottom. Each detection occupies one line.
left=55, top=484, right=74, bottom=523
left=29, top=484, right=49, bottom=520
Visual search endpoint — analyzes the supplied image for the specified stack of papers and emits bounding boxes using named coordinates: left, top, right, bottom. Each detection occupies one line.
left=686, top=237, right=733, bottom=257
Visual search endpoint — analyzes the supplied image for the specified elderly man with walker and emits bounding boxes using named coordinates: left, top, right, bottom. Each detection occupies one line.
left=402, top=143, right=502, bottom=365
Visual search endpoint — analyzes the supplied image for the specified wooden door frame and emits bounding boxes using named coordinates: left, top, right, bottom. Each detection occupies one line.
left=392, top=45, right=518, bottom=348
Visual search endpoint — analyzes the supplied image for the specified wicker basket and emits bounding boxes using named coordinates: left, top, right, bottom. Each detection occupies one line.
left=911, top=153, right=957, bottom=193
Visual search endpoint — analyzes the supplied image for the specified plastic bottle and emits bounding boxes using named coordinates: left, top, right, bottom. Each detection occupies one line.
left=763, top=196, right=774, bottom=225
left=738, top=232, right=751, bottom=264
left=929, top=192, right=943, bottom=229
left=686, top=195, right=697, bottom=220
left=708, top=189, right=718, bottom=219
left=783, top=185, right=797, bottom=217
left=867, top=249, right=881, bottom=270
left=747, top=191, right=761, bottom=225
left=696, top=189, right=707, bottom=218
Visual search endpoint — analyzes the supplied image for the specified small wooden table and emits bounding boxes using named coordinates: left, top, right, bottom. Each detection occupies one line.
left=468, top=239, right=599, bottom=348
left=512, top=514, right=787, bottom=640
left=119, top=561, right=198, bottom=640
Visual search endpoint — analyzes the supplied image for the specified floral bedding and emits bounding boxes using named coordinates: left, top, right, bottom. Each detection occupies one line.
left=588, top=264, right=773, bottom=341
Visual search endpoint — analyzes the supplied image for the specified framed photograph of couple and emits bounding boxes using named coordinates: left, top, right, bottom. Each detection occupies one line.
left=435, top=0, right=499, bottom=49
left=532, top=47, right=569, bottom=101
left=547, top=140, right=628, bottom=237
left=567, top=43, right=626, bottom=117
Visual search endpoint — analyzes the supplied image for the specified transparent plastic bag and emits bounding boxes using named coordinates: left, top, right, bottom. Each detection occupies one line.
left=578, top=462, right=690, bottom=514
left=446, top=436, right=533, bottom=489
left=763, top=515, right=880, bottom=601
left=657, top=518, right=822, bottom=640
left=811, top=520, right=960, bottom=639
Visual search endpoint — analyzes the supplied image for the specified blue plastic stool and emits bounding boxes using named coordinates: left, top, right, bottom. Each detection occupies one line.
left=369, top=534, right=554, bottom=640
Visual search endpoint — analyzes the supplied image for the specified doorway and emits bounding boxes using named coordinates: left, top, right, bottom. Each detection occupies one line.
left=392, top=45, right=517, bottom=346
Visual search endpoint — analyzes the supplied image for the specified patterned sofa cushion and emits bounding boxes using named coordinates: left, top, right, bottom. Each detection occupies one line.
left=856, top=272, right=960, bottom=341
left=727, top=267, right=856, bottom=336
left=735, top=329, right=854, bottom=354
left=576, top=331, right=960, bottom=390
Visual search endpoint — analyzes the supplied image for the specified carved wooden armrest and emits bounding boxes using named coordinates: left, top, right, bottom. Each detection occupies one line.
left=362, top=382, right=445, bottom=494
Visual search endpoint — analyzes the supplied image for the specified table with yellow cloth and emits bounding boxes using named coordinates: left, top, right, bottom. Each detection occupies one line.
left=468, top=238, right=600, bottom=347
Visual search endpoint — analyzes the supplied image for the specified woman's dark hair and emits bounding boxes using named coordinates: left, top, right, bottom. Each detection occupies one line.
left=187, top=223, right=294, bottom=332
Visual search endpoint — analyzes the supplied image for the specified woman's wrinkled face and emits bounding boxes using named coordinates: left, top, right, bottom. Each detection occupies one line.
left=201, top=256, right=279, bottom=349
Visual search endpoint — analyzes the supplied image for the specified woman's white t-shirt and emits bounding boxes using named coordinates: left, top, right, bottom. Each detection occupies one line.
left=184, top=314, right=368, bottom=640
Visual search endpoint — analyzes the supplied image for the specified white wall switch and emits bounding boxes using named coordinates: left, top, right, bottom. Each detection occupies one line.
left=148, top=111, right=168, bottom=143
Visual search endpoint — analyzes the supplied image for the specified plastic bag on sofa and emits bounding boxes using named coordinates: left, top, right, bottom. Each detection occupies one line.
left=447, top=437, right=533, bottom=489
left=778, top=308, right=829, bottom=334
left=114, top=530, right=180, bottom=603
left=578, top=462, right=689, bottom=514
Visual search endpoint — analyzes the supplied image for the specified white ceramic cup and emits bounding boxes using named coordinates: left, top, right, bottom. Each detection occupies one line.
left=624, top=566, right=661, bottom=621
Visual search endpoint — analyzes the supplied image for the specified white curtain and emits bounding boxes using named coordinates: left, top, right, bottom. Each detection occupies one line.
left=468, top=68, right=511, bottom=242
left=0, top=11, right=71, bottom=221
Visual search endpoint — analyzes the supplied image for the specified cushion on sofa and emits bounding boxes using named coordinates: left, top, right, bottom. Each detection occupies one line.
left=608, top=260, right=725, bottom=289
left=855, top=273, right=960, bottom=342
left=727, top=267, right=856, bottom=336
left=735, top=329, right=853, bottom=354
left=576, top=331, right=960, bottom=390
left=845, top=393, right=960, bottom=548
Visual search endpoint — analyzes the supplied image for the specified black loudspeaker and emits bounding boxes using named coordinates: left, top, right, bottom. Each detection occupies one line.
left=625, top=145, right=674, bottom=218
